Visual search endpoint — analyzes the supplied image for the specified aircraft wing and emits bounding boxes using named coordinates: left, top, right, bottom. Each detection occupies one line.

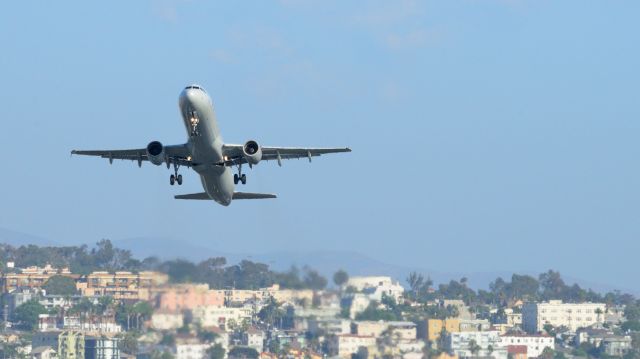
left=220, top=145, right=351, bottom=167
left=71, top=144, right=192, bottom=167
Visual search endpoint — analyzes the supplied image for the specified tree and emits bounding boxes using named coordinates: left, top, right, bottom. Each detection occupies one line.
left=119, top=332, right=139, bottom=354
left=13, top=299, right=48, bottom=330
left=333, top=269, right=349, bottom=287
left=43, top=275, right=77, bottom=295
left=258, top=297, right=285, bottom=327
left=303, top=268, right=327, bottom=290
left=228, top=346, right=259, bottom=359
left=208, top=344, right=225, bottom=359
left=407, top=272, right=425, bottom=295
left=540, top=347, right=554, bottom=359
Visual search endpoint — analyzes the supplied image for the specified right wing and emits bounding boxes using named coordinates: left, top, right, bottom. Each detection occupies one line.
left=221, top=145, right=351, bottom=167
left=71, top=144, right=192, bottom=167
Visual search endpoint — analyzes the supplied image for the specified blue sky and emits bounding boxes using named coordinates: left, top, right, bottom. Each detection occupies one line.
left=0, top=1, right=639, bottom=290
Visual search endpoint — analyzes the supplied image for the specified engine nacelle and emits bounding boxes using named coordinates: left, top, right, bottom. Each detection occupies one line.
left=146, top=141, right=165, bottom=166
left=242, top=140, right=262, bottom=165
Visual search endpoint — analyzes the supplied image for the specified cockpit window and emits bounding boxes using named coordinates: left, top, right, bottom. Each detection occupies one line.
left=185, top=85, right=205, bottom=93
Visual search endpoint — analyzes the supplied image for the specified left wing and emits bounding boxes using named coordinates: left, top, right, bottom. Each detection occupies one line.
left=71, top=144, right=192, bottom=167
left=221, top=145, right=351, bottom=167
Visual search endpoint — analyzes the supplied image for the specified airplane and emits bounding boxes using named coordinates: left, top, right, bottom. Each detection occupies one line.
left=71, top=85, right=351, bottom=206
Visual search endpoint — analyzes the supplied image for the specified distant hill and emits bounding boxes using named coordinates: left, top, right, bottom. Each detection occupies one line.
left=0, top=228, right=636, bottom=295
left=0, top=227, right=56, bottom=247
left=112, top=237, right=229, bottom=261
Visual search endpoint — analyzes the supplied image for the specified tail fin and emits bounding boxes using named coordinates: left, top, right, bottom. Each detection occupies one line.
left=232, top=192, right=277, bottom=200
left=174, top=192, right=277, bottom=200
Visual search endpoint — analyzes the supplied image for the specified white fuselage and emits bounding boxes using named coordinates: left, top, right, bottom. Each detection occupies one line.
left=178, top=86, right=234, bottom=206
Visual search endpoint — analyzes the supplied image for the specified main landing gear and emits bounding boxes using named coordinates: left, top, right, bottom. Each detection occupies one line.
left=170, top=162, right=183, bottom=186
left=234, top=164, right=247, bottom=185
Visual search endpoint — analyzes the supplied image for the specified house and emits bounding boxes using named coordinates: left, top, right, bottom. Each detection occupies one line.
left=307, top=318, right=351, bottom=336
left=32, top=346, right=56, bottom=359
left=601, top=336, right=632, bottom=357
left=242, top=328, right=265, bottom=352
left=353, top=321, right=417, bottom=340
left=172, top=336, right=212, bottom=359
left=419, top=318, right=460, bottom=342
left=150, top=310, right=184, bottom=331
left=188, top=306, right=252, bottom=330
left=498, top=334, right=554, bottom=358
left=155, top=284, right=224, bottom=311
left=326, top=334, right=376, bottom=358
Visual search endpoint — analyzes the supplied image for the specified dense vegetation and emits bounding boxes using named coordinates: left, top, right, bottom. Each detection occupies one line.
left=0, top=240, right=328, bottom=291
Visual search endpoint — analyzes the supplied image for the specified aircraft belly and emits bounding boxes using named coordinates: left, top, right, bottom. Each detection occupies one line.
left=199, top=168, right=234, bottom=206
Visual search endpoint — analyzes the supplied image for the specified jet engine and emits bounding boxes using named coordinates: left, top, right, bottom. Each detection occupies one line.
left=242, top=140, right=262, bottom=165
left=146, top=141, right=165, bottom=166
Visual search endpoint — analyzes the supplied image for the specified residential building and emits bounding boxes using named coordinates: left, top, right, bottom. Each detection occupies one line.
left=498, top=334, right=554, bottom=358
left=1, top=265, right=78, bottom=293
left=32, top=331, right=85, bottom=359
left=446, top=331, right=507, bottom=359
left=1, top=287, right=41, bottom=317
left=150, top=310, right=184, bottom=331
left=77, top=271, right=168, bottom=301
left=353, top=321, right=416, bottom=340
left=522, top=300, right=606, bottom=333
left=38, top=314, right=122, bottom=334
left=419, top=319, right=460, bottom=342
left=601, top=336, right=632, bottom=357
left=32, top=346, right=56, bottom=359
left=506, top=345, right=527, bottom=359
left=189, top=306, right=252, bottom=330
left=341, top=294, right=371, bottom=319
left=344, top=276, right=404, bottom=301
left=156, top=284, right=224, bottom=311
left=85, top=337, right=120, bottom=359
left=459, top=319, right=491, bottom=332
left=216, top=285, right=314, bottom=306
left=307, top=318, right=351, bottom=336
left=172, top=336, right=211, bottom=359
left=243, top=328, right=265, bottom=352
left=326, top=334, right=376, bottom=358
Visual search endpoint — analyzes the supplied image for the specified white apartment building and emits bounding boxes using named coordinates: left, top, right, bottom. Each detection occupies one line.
left=522, top=300, right=606, bottom=333
left=498, top=334, right=554, bottom=358
left=189, top=306, right=252, bottom=330
left=446, top=331, right=508, bottom=359
left=345, top=276, right=405, bottom=301
left=327, top=334, right=377, bottom=358
left=173, top=338, right=212, bottom=359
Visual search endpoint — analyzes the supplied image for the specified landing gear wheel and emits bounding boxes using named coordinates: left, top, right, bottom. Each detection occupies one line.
left=240, top=174, right=247, bottom=185
left=170, top=174, right=176, bottom=186
left=177, top=174, right=183, bottom=185
left=234, top=174, right=239, bottom=185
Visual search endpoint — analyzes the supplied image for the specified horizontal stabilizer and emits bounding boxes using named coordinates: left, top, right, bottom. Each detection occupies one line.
left=174, top=192, right=210, bottom=200
left=233, top=192, right=277, bottom=200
